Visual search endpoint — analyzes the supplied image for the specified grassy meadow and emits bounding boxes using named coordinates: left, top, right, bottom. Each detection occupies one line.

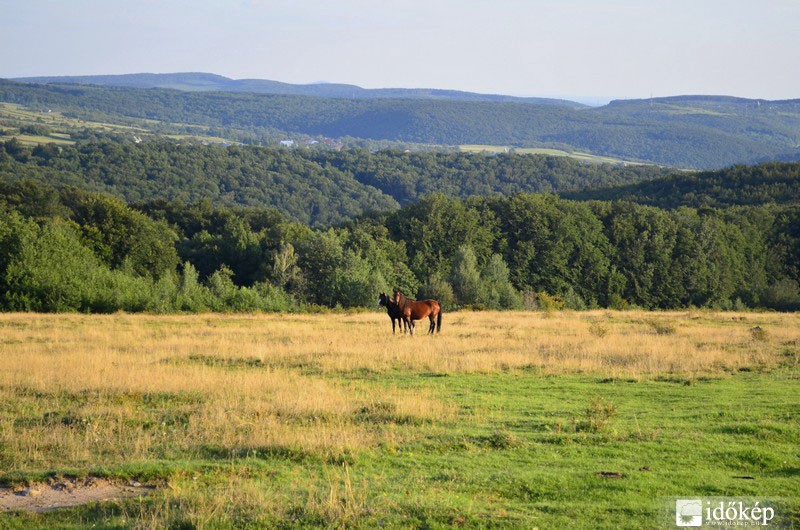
left=457, top=144, right=645, bottom=165
left=0, top=310, right=798, bottom=528
left=0, top=102, right=234, bottom=147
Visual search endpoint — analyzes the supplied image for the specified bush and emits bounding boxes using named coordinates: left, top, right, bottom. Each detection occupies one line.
left=749, top=326, right=768, bottom=342
left=561, top=286, right=587, bottom=310
left=1, top=213, right=158, bottom=313
left=607, top=293, right=629, bottom=310
left=646, top=319, right=676, bottom=335
left=761, top=279, right=800, bottom=311
left=523, top=291, right=565, bottom=312
left=253, top=281, right=297, bottom=312
left=588, top=319, right=609, bottom=338
left=581, top=397, right=616, bottom=433
left=176, top=262, right=211, bottom=311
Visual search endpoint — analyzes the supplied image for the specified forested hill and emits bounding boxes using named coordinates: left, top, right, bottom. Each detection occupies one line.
left=566, top=162, right=800, bottom=209
left=13, top=72, right=580, bottom=106
left=2, top=79, right=798, bottom=169
left=0, top=140, right=673, bottom=225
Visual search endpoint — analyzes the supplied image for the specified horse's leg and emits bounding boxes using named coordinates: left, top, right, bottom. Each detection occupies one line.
left=392, top=317, right=396, bottom=334
left=428, top=314, right=435, bottom=334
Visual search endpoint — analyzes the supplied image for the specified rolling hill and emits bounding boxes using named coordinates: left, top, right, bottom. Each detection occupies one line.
left=14, top=72, right=580, bottom=106
left=564, top=161, right=800, bottom=209
left=0, top=139, right=674, bottom=225
left=1, top=76, right=799, bottom=168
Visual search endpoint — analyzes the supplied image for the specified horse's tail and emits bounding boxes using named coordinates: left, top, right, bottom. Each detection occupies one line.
left=436, top=307, right=442, bottom=333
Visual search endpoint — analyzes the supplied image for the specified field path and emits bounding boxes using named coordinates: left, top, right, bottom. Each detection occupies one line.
left=0, top=477, right=156, bottom=513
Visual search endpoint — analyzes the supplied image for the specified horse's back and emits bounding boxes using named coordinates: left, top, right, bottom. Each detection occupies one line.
left=409, top=299, right=440, bottom=319
left=422, top=299, right=440, bottom=311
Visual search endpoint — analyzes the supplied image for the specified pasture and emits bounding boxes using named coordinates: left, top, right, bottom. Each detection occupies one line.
left=0, top=310, right=798, bottom=528
left=0, top=102, right=233, bottom=147
left=457, top=144, right=644, bottom=165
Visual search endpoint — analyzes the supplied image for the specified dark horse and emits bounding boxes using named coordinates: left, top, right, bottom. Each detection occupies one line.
left=393, top=289, right=442, bottom=335
left=377, top=292, right=407, bottom=334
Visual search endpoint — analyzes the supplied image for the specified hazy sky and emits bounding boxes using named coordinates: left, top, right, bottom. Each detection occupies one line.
left=1, top=0, right=798, bottom=102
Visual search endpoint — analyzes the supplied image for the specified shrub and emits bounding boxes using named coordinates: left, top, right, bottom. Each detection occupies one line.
left=581, top=397, right=616, bottom=433
left=588, top=319, right=609, bottom=338
left=523, top=291, right=565, bottom=312
left=761, top=279, right=800, bottom=311
left=749, top=326, right=768, bottom=342
left=646, top=319, right=676, bottom=335
left=607, top=293, right=629, bottom=310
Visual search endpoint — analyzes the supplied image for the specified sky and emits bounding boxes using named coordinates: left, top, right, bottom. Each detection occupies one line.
left=1, top=0, right=798, bottom=103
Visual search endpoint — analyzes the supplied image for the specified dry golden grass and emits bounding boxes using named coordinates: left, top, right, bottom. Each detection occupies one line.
left=1, top=310, right=797, bottom=471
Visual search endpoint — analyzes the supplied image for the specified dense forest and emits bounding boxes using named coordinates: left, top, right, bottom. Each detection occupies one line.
left=566, top=162, right=800, bottom=209
left=2, top=176, right=799, bottom=313
left=2, top=78, right=799, bottom=168
left=0, top=140, right=673, bottom=225
left=2, top=132, right=799, bottom=314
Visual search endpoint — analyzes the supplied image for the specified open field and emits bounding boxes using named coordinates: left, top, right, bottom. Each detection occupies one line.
left=0, top=310, right=798, bottom=528
left=458, top=144, right=647, bottom=165
left=0, top=102, right=233, bottom=146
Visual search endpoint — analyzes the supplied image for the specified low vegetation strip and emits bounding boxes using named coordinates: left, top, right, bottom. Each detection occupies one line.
left=0, top=311, right=797, bottom=528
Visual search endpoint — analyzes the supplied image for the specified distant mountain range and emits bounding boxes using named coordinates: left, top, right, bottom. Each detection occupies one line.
left=13, top=72, right=581, bottom=106
left=2, top=73, right=799, bottom=169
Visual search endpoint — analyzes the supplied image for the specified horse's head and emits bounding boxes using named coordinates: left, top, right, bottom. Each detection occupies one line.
left=393, top=289, right=403, bottom=304
left=377, top=293, right=388, bottom=309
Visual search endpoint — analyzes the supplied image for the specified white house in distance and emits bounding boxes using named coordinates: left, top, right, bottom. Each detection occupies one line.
left=280, top=140, right=294, bottom=147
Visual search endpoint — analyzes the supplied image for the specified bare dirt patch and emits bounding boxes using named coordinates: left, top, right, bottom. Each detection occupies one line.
left=0, top=476, right=158, bottom=513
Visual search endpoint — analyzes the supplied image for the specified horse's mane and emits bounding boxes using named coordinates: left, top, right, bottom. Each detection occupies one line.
left=393, top=289, right=414, bottom=309
left=380, top=292, right=404, bottom=318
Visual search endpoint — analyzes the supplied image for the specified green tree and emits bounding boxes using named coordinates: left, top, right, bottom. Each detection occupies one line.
left=272, top=242, right=301, bottom=290
left=296, top=229, right=346, bottom=306
left=59, top=189, right=179, bottom=280
left=493, top=194, right=611, bottom=307
left=176, top=262, right=211, bottom=312
left=388, top=194, right=497, bottom=281
left=480, top=254, right=522, bottom=309
left=417, top=273, right=455, bottom=309
left=451, top=244, right=482, bottom=306
left=600, top=202, right=681, bottom=308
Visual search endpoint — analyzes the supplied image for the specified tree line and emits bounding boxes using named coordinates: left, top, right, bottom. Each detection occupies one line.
left=2, top=179, right=799, bottom=313
left=566, top=162, right=800, bottom=209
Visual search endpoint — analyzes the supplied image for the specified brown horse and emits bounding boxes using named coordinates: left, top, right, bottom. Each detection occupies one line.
left=393, top=289, right=442, bottom=335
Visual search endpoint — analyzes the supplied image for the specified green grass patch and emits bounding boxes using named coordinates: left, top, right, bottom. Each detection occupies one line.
left=3, top=369, right=797, bottom=528
left=459, top=143, right=648, bottom=165
left=0, top=101, right=237, bottom=146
